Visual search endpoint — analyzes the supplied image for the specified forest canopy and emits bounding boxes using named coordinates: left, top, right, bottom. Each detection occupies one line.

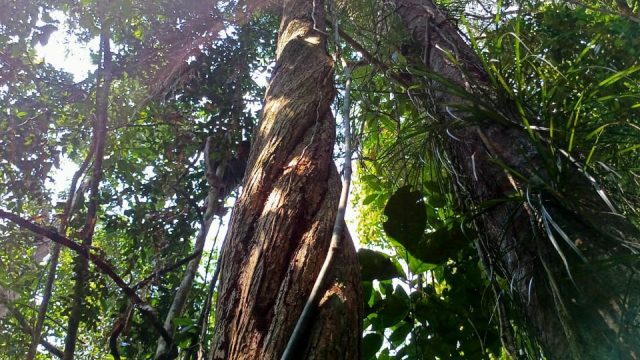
left=1, top=0, right=639, bottom=359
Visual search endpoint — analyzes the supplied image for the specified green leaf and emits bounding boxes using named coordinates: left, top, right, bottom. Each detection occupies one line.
left=389, top=321, right=413, bottom=346
left=427, top=193, right=447, bottom=208
left=411, top=222, right=472, bottom=264
left=619, top=144, right=640, bottom=155
left=379, top=281, right=393, bottom=296
left=358, top=248, right=405, bottom=281
left=172, top=317, right=194, bottom=326
left=178, top=337, right=191, bottom=349
left=413, top=294, right=433, bottom=322
left=598, top=65, right=640, bottom=87
left=361, top=174, right=380, bottom=184
left=377, top=347, right=391, bottom=360
left=379, top=287, right=410, bottom=328
left=362, top=281, right=373, bottom=303
left=133, top=27, right=143, bottom=40
left=407, top=252, right=438, bottom=274
left=362, top=333, right=383, bottom=359
left=362, top=193, right=380, bottom=206
left=383, top=186, right=427, bottom=246
left=384, top=187, right=471, bottom=264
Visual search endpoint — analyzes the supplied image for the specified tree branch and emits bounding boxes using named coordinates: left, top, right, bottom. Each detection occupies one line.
left=0, top=209, right=174, bottom=348
left=0, top=299, right=64, bottom=359
left=65, top=19, right=113, bottom=360
left=132, top=251, right=202, bottom=291
left=327, top=20, right=412, bottom=87
left=108, top=316, right=125, bottom=360
left=566, top=0, right=640, bottom=23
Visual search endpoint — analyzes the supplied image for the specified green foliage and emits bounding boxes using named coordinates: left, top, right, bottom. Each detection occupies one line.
left=383, top=186, right=472, bottom=264
left=351, top=0, right=639, bottom=358
left=2, top=0, right=639, bottom=358
left=0, top=2, right=276, bottom=358
left=359, top=250, right=502, bottom=359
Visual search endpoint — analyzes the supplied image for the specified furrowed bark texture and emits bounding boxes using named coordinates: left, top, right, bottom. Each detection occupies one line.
left=209, top=0, right=361, bottom=358
left=394, top=0, right=639, bottom=358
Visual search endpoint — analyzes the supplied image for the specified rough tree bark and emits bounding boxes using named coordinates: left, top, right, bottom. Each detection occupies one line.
left=394, top=0, right=640, bottom=358
left=208, top=0, right=362, bottom=358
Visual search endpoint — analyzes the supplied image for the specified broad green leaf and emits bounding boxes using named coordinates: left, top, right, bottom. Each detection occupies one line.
left=362, top=193, right=380, bottom=206
left=411, top=222, right=471, bottom=264
left=362, top=333, right=383, bottom=360
left=383, top=186, right=427, bottom=247
left=378, top=287, right=410, bottom=328
left=172, top=317, right=194, bottom=326
left=407, top=252, right=438, bottom=274
left=389, top=321, right=413, bottom=346
left=427, top=193, right=447, bottom=208
left=358, top=248, right=405, bottom=281
left=384, top=186, right=471, bottom=263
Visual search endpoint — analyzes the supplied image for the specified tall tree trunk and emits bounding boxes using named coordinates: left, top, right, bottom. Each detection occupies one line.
left=393, top=0, right=640, bottom=358
left=63, top=25, right=112, bottom=360
left=155, top=136, right=220, bottom=359
left=209, top=0, right=361, bottom=358
left=27, top=143, right=95, bottom=360
left=154, top=211, right=213, bottom=359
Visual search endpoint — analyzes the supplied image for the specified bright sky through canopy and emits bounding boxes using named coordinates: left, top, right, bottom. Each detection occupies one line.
left=35, top=11, right=98, bottom=81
